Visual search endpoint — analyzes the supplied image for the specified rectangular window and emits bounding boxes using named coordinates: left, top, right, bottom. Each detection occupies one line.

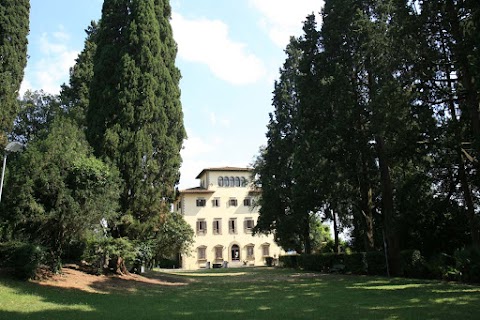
left=229, top=198, right=238, bottom=207
left=246, top=246, right=254, bottom=259
left=213, top=219, right=222, bottom=235
left=198, top=247, right=206, bottom=260
left=196, top=220, right=207, bottom=235
left=212, top=198, right=220, bottom=207
left=244, top=219, right=255, bottom=233
left=243, top=198, right=252, bottom=206
left=215, top=246, right=223, bottom=259
left=262, top=245, right=270, bottom=257
left=229, top=218, right=237, bottom=234
left=196, top=198, right=206, bottom=207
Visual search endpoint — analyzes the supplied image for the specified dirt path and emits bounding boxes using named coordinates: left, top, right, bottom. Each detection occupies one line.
left=33, top=267, right=190, bottom=294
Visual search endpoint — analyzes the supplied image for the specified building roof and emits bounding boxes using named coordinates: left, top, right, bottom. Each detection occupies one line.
left=179, top=187, right=215, bottom=194
left=195, top=166, right=252, bottom=179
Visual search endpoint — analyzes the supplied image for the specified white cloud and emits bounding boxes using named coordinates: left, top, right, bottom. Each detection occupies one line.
left=209, top=112, right=231, bottom=128
left=19, top=79, right=32, bottom=97
left=249, top=0, right=324, bottom=48
left=179, top=131, right=221, bottom=189
left=181, top=134, right=214, bottom=159
left=22, top=28, right=79, bottom=94
left=171, top=13, right=266, bottom=85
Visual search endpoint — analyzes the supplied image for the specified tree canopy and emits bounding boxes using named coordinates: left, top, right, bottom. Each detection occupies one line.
left=0, top=0, right=29, bottom=148
left=254, top=0, right=480, bottom=276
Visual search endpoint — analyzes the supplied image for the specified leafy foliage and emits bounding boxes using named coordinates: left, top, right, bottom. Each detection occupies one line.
left=87, top=0, right=185, bottom=225
left=254, top=0, right=480, bottom=277
left=1, top=117, right=121, bottom=269
left=0, top=0, right=29, bottom=147
left=0, top=241, right=46, bottom=279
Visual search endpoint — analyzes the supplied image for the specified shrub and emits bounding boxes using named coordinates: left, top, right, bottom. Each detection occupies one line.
left=344, top=252, right=367, bottom=274
left=454, top=247, right=480, bottom=283
left=83, top=237, right=135, bottom=274
left=298, top=253, right=343, bottom=272
left=366, top=251, right=387, bottom=276
left=400, top=249, right=427, bottom=278
left=62, top=239, right=86, bottom=262
left=424, top=253, right=458, bottom=281
left=279, top=255, right=299, bottom=268
left=265, top=256, right=274, bottom=267
left=158, top=257, right=179, bottom=269
left=0, top=241, right=46, bottom=279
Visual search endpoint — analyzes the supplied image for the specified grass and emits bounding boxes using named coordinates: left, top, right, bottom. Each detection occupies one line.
left=1, top=267, right=480, bottom=319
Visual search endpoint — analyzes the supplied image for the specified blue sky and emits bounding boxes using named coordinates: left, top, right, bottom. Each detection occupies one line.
left=22, top=0, right=324, bottom=189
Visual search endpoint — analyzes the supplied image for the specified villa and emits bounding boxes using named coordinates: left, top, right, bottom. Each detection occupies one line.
left=175, top=167, right=283, bottom=270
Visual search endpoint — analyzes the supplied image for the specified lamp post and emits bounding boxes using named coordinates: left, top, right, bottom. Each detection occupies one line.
left=0, top=141, right=24, bottom=203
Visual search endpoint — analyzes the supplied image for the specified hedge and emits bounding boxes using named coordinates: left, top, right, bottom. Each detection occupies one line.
left=0, top=241, right=46, bottom=279
left=279, top=248, right=479, bottom=283
left=280, top=251, right=385, bottom=276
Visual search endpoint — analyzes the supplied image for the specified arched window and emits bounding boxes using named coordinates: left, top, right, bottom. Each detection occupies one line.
left=231, top=244, right=240, bottom=261
left=224, top=176, right=229, bottom=187
left=229, top=176, right=234, bottom=187
left=235, top=176, right=241, bottom=187
left=241, top=177, right=247, bottom=187
left=218, top=176, right=224, bottom=187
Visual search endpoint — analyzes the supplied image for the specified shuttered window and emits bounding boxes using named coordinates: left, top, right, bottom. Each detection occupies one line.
left=198, top=247, right=206, bottom=260
left=244, top=219, right=254, bottom=233
left=213, top=219, right=222, bottom=235
left=246, top=245, right=254, bottom=259
left=262, top=244, right=270, bottom=257
left=212, top=198, right=220, bottom=207
left=215, top=246, right=223, bottom=259
left=229, top=218, right=237, bottom=234
left=196, top=220, right=207, bottom=235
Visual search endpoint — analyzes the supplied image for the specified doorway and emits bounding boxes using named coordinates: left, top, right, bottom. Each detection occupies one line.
left=231, top=244, right=240, bottom=261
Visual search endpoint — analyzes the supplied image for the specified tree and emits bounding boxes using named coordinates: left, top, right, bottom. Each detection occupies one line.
left=1, top=117, right=121, bottom=270
left=87, top=0, right=185, bottom=227
left=60, top=21, right=98, bottom=128
left=0, top=0, right=30, bottom=148
left=253, top=38, right=304, bottom=253
left=418, top=0, right=480, bottom=247
left=9, top=90, right=62, bottom=145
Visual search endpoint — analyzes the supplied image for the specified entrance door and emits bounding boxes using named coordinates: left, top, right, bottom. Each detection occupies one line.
left=231, top=245, right=240, bottom=261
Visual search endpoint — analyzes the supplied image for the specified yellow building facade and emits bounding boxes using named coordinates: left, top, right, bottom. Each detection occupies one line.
left=176, top=167, right=284, bottom=270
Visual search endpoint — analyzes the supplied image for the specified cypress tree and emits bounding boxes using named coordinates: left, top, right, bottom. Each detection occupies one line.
left=87, top=0, right=185, bottom=225
left=0, top=0, right=30, bottom=148
left=61, top=21, right=98, bottom=128
left=253, top=39, right=303, bottom=252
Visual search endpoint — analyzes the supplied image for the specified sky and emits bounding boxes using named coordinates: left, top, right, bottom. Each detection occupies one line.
left=21, top=0, right=324, bottom=189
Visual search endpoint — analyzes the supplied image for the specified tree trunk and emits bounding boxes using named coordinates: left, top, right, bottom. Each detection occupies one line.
left=359, top=154, right=375, bottom=251
left=375, top=135, right=401, bottom=276
left=304, top=214, right=312, bottom=254
left=352, top=64, right=375, bottom=252
left=457, top=153, right=480, bottom=246
left=109, top=256, right=129, bottom=275
left=446, top=0, right=480, bottom=154
left=332, top=208, right=340, bottom=254
left=445, top=71, right=480, bottom=247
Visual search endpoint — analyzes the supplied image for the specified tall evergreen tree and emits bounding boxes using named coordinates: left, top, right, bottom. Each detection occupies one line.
left=60, top=21, right=98, bottom=128
left=253, top=39, right=303, bottom=252
left=0, top=0, right=30, bottom=148
left=419, top=0, right=480, bottom=247
left=87, top=0, right=185, bottom=227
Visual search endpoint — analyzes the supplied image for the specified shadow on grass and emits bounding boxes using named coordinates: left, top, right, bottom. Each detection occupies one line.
left=1, top=269, right=479, bottom=320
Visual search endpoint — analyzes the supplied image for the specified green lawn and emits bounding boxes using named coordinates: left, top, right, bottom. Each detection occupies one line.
left=1, top=267, right=479, bottom=319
